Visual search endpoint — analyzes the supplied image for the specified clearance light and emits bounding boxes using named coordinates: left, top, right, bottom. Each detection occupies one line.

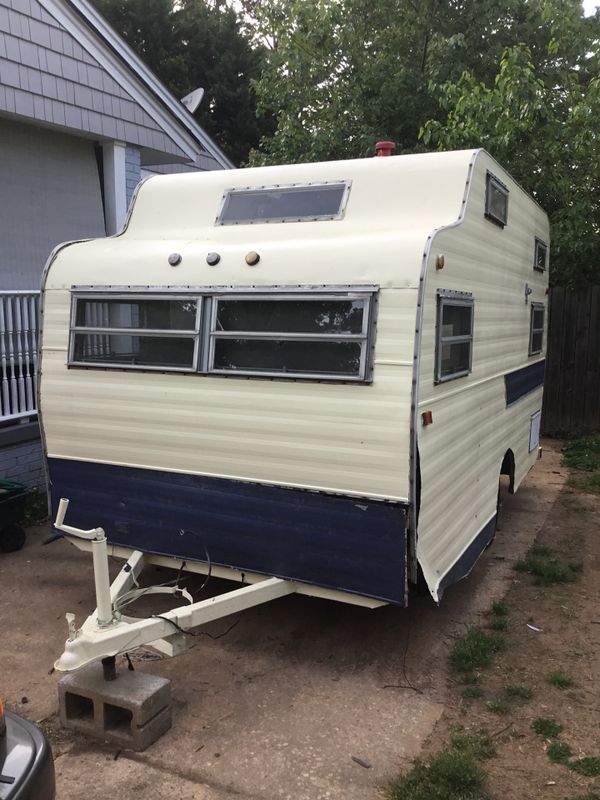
left=422, top=410, right=433, bottom=426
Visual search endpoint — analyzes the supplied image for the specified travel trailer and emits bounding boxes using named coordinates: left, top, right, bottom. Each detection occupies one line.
left=39, top=148, right=548, bottom=670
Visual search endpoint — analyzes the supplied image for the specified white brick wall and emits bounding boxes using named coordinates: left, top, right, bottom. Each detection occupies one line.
left=0, top=438, right=46, bottom=489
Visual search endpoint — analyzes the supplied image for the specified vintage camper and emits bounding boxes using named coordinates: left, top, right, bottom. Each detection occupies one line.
left=40, top=148, right=549, bottom=669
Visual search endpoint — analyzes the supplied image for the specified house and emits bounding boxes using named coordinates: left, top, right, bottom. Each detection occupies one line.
left=0, top=0, right=232, bottom=489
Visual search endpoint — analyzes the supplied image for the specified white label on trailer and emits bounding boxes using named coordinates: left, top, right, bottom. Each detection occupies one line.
left=529, top=410, right=541, bottom=452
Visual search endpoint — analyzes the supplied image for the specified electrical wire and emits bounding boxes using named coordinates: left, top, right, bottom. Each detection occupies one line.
left=152, top=614, right=241, bottom=640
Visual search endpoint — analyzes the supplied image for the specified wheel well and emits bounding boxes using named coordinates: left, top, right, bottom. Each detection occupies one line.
left=500, top=449, right=515, bottom=494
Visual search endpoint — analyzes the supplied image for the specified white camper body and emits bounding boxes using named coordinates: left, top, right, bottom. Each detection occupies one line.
left=40, top=148, right=548, bottom=610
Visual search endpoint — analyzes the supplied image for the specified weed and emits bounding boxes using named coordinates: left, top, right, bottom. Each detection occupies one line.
left=562, top=434, right=600, bottom=495
left=570, top=757, right=600, bottom=777
left=450, top=727, right=496, bottom=760
left=515, top=545, right=582, bottom=586
left=450, top=627, right=505, bottom=675
left=486, top=697, right=510, bottom=715
left=547, top=741, right=572, bottom=764
left=463, top=686, right=483, bottom=700
left=504, top=685, right=533, bottom=700
left=532, top=718, right=563, bottom=738
left=23, top=489, right=49, bottom=525
left=489, top=616, right=508, bottom=631
left=569, top=794, right=600, bottom=800
left=386, top=749, right=487, bottom=800
left=548, top=671, right=574, bottom=689
left=491, top=601, right=508, bottom=617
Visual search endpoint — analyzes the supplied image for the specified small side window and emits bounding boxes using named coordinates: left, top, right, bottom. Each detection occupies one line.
left=529, top=303, right=545, bottom=355
left=435, top=291, right=474, bottom=383
left=534, top=238, right=547, bottom=272
left=485, top=172, right=508, bottom=227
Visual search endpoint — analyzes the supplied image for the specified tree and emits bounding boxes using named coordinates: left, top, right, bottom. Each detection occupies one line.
left=92, top=0, right=273, bottom=164
left=421, top=4, right=600, bottom=286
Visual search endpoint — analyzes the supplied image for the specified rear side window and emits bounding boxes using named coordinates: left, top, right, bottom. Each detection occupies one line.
left=534, top=238, right=547, bottom=271
left=435, top=291, right=474, bottom=383
left=216, top=181, right=350, bottom=225
left=485, top=172, right=508, bottom=227
left=529, top=303, right=545, bottom=355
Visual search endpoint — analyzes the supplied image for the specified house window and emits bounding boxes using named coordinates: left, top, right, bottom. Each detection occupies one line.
left=529, top=303, right=545, bottom=355
left=208, top=294, right=373, bottom=380
left=435, top=291, right=474, bottom=383
left=534, top=238, right=547, bottom=271
left=216, top=181, right=351, bottom=225
left=70, top=297, right=200, bottom=371
left=69, top=289, right=376, bottom=383
left=485, top=172, right=508, bottom=227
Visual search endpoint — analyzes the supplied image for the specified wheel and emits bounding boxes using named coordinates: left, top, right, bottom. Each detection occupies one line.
left=0, top=524, right=26, bottom=552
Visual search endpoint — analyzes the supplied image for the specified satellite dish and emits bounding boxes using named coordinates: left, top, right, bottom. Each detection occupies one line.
left=181, top=88, right=205, bottom=113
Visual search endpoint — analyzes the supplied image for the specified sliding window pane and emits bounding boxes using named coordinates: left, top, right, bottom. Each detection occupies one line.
left=213, top=339, right=362, bottom=376
left=215, top=299, right=365, bottom=334
left=440, top=341, right=470, bottom=378
left=75, top=299, right=197, bottom=330
left=73, top=334, right=195, bottom=368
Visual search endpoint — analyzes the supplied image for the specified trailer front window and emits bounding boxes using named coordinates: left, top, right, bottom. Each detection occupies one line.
left=209, top=294, right=373, bottom=381
left=435, top=292, right=474, bottom=383
left=216, top=181, right=350, bottom=225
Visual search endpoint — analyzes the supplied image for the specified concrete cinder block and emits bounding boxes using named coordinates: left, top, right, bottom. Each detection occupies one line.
left=58, top=662, right=172, bottom=751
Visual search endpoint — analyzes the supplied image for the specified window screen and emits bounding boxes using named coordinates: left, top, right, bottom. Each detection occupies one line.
left=209, top=295, right=372, bottom=380
left=529, top=303, right=545, bottom=355
left=435, top=292, right=474, bottom=382
left=69, top=297, right=200, bottom=371
left=216, top=182, right=349, bottom=225
left=485, top=172, right=508, bottom=227
left=534, top=238, right=547, bottom=271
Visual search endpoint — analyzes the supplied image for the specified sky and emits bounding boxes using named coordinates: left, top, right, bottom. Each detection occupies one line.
left=582, top=0, right=598, bottom=14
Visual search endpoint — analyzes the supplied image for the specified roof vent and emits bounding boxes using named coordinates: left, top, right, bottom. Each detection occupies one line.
left=375, top=140, right=396, bottom=157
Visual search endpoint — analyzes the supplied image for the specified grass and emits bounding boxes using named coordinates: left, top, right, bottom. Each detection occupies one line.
left=547, top=741, right=573, bottom=764
left=23, top=489, right=49, bottom=525
left=488, top=602, right=509, bottom=631
left=515, top=544, right=583, bottom=586
left=504, top=684, right=533, bottom=700
left=450, top=727, right=496, bottom=760
left=486, top=697, right=510, bottom=715
left=570, top=757, right=600, bottom=777
left=562, top=433, right=600, bottom=495
left=569, top=795, right=600, bottom=800
left=548, top=671, right=574, bottom=689
left=463, top=686, right=483, bottom=700
left=450, top=627, right=506, bottom=678
left=532, top=718, right=563, bottom=738
left=386, top=749, right=488, bottom=800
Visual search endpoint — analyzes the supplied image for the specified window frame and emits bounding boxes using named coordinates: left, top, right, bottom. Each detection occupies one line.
left=435, top=289, right=475, bottom=384
left=215, top=180, right=352, bottom=226
left=68, top=286, right=377, bottom=384
left=68, top=293, right=202, bottom=372
left=534, top=238, right=547, bottom=272
left=484, top=171, right=509, bottom=228
left=529, top=302, right=545, bottom=356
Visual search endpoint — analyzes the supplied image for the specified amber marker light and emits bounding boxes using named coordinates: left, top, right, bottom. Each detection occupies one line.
left=422, top=410, right=433, bottom=426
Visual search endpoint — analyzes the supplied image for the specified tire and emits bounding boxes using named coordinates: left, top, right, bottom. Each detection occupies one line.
left=0, top=524, right=26, bottom=552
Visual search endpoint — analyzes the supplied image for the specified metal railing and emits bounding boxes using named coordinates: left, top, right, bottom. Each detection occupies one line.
left=0, top=291, right=40, bottom=423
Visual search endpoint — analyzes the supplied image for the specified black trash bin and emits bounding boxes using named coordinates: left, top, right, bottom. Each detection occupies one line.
left=0, top=479, right=30, bottom=552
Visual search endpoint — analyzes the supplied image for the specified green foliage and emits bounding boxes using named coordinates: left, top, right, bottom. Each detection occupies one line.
left=569, top=794, right=600, bottom=800
left=548, top=671, right=574, bottom=689
left=570, top=757, right=600, bottom=777
left=547, top=741, right=573, bottom=764
left=91, top=0, right=273, bottom=164
left=386, top=749, right=487, bottom=800
left=23, top=490, right=49, bottom=525
left=488, top=602, right=509, bottom=630
left=450, top=628, right=506, bottom=675
left=515, top=545, right=582, bottom=586
left=491, top=602, right=508, bottom=617
left=563, top=435, right=600, bottom=494
left=463, top=686, right=483, bottom=700
left=532, top=717, right=563, bottom=738
left=486, top=697, right=510, bottom=714
left=450, top=727, right=497, bottom=760
left=504, top=684, right=533, bottom=700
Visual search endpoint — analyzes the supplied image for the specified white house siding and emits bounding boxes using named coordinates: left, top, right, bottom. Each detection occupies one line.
left=0, top=116, right=105, bottom=291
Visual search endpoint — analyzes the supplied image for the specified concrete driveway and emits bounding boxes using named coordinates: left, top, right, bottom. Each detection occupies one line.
left=0, top=441, right=566, bottom=799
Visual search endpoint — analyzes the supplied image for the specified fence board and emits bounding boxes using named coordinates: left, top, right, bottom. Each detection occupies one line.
left=542, top=286, right=600, bottom=434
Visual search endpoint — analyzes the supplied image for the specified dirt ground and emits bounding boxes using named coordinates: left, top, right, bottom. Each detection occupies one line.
left=1, top=438, right=596, bottom=799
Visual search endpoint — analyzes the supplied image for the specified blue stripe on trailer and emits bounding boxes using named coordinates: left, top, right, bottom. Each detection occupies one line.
left=504, top=360, right=545, bottom=406
left=437, top=513, right=497, bottom=599
left=47, top=458, right=408, bottom=605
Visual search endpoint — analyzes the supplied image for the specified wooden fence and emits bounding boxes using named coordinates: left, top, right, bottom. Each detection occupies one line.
left=542, top=286, right=600, bottom=434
